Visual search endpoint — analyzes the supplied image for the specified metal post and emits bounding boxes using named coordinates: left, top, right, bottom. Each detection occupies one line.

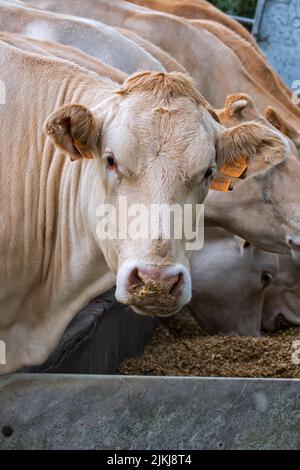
left=252, top=0, right=266, bottom=38
left=230, top=15, right=254, bottom=26
left=229, top=0, right=266, bottom=38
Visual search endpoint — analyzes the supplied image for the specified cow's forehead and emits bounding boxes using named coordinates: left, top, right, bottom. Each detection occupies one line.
left=103, top=94, right=215, bottom=159
left=115, top=90, right=209, bottom=123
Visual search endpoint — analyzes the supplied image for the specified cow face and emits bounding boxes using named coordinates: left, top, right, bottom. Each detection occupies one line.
left=189, top=228, right=279, bottom=336
left=44, top=72, right=283, bottom=317
left=99, top=94, right=214, bottom=317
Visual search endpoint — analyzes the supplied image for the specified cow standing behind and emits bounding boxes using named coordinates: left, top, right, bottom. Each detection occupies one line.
left=189, top=228, right=278, bottom=336
left=24, top=0, right=300, bottom=134
left=191, top=94, right=300, bottom=335
left=0, top=1, right=165, bottom=74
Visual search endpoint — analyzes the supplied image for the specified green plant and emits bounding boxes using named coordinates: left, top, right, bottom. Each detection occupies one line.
left=208, top=0, right=258, bottom=18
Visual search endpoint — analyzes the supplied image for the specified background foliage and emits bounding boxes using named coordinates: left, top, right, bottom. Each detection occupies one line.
left=208, top=0, right=258, bottom=17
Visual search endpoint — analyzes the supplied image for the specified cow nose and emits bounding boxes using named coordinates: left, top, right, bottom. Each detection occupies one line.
left=129, top=267, right=183, bottom=298
left=115, top=261, right=192, bottom=312
left=287, top=235, right=300, bottom=251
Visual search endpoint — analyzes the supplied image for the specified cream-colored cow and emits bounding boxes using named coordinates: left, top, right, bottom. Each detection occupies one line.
left=7, top=33, right=299, bottom=339
left=189, top=94, right=296, bottom=336
left=189, top=228, right=278, bottom=336
left=204, top=93, right=300, bottom=257
left=2, top=39, right=274, bottom=372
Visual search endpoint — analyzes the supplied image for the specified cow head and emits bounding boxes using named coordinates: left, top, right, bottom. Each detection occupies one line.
left=189, top=228, right=279, bottom=336
left=44, top=72, right=284, bottom=316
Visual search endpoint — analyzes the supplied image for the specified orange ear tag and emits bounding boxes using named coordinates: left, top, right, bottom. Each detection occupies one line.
left=210, top=175, right=232, bottom=192
left=220, top=155, right=247, bottom=178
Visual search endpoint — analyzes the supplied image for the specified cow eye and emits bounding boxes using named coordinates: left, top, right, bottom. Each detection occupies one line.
left=205, top=167, right=213, bottom=178
left=106, top=153, right=116, bottom=169
left=261, top=272, right=273, bottom=287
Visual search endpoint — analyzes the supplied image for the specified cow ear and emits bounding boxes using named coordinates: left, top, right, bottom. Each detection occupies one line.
left=265, top=106, right=287, bottom=133
left=215, top=94, right=257, bottom=127
left=216, top=122, right=282, bottom=168
left=230, top=98, right=249, bottom=116
left=265, top=106, right=300, bottom=146
left=225, top=93, right=254, bottom=117
left=44, top=104, right=100, bottom=161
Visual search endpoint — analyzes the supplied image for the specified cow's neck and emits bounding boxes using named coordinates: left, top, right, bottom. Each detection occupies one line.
left=42, top=79, right=117, bottom=310
left=48, top=161, right=114, bottom=305
left=0, top=51, right=119, bottom=373
left=204, top=187, right=261, bottom=242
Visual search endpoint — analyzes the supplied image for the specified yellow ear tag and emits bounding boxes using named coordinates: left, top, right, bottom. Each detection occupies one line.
left=220, top=155, right=247, bottom=178
left=210, top=175, right=232, bottom=192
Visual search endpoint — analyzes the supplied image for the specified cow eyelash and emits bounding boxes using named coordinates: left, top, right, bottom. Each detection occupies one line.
left=205, top=167, right=214, bottom=178
left=105, top=152, right=117, bottom=169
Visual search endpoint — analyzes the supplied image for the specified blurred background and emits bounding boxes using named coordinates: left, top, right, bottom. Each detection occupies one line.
left=210, top=0, right=257, bottom=18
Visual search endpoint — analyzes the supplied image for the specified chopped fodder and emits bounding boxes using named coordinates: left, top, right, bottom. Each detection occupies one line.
left=128, top=276, right=177, bottom=316
left=128, top=279, right=175, bottom=305
left=119, top=312, right=300, bottom=378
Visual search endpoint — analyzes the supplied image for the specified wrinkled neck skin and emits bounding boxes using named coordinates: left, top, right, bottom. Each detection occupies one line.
left=50, top=158, right=115, bottom=308
left=0, top=59, right=121, bottom=371
left=204, top=170, right=290, bottom=255
left=45, top=93, right=119, bottom=308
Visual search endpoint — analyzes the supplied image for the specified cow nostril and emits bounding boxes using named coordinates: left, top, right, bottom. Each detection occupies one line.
left=287, top=236, right=300, bottom=251
left=275, top=313, right=292, bottom=330
left=128, top=268, right=143, bottom=287
left=170, top=272, right=183, bottom=297
left=129, top=268, right=184, bottom=297
left=261, top=271, right=273, bottom=287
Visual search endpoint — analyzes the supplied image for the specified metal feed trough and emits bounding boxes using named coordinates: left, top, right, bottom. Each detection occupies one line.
left=0, top=292, right=299, bottom=450
left=1, top=0, right=300, bottom=451
left=1, top=374, right=300, bottom=450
